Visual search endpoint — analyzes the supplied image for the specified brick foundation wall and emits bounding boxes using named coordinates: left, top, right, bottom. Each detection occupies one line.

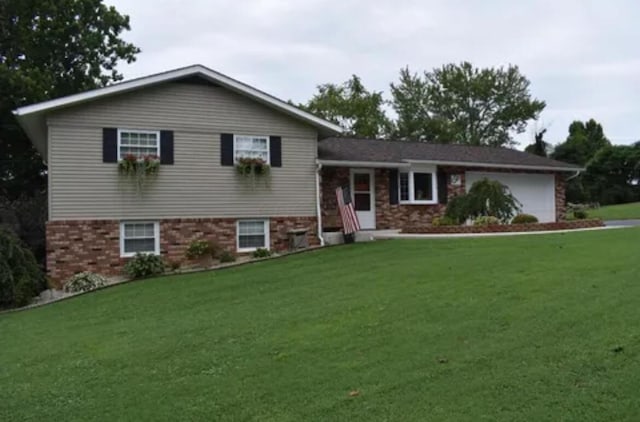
left=320, top=165, right=568, bottom=231
left=46, top=220, right=123, bottom=285
left=46, top=216, right=318, bottom=285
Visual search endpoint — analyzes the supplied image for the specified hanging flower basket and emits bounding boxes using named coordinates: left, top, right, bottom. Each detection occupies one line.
left=118, top=154, right=160, bottom=191
left=235, top=157, right=270, bottom=177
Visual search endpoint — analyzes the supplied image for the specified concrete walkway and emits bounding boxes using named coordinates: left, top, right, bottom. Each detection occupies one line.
left=371, top=225, right=625, bottom=240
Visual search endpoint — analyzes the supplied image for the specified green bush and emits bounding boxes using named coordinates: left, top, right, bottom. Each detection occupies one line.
left=185, top=239, right=219, bottom=260
left=432, top=216, right=458, bottom=226
left=443, top=195, right=470, bottom=224
left=0, top=228, right=46, bottom=308
left=511, top=213, right=539, bottom=224
left=573, top=210, right=588, bottom=220
left=219, top=250, right=237, bottom=263
left=473, top=216, right=501, bottom=226
left=445, top=178, right=521, bottom=223
left=252, top=248, right=272, bottom=258
left=124, top=253, right=165, bottom=279
left=63, top=272, right=107, bottom=293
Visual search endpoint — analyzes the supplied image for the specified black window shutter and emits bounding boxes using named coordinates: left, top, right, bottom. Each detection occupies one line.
left=389, top=169, right=399, bottom=205
left=160, top=131, right=174, bottom=164
left=102, top=128, right=118, bottom=163
left=269, top=136, right=282, bottom=167
left=437, top=170, right=448, bottom=204
left=221, top=133, right=234, bottom=166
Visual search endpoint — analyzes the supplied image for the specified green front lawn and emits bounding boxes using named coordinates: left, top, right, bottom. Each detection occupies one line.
left=2, top=229, right=640, bottom=421
left=588, top=202, right=640, bottom=220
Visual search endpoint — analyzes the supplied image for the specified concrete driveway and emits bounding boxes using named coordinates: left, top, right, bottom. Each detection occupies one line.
left=605, top=220, right=640, bottom=227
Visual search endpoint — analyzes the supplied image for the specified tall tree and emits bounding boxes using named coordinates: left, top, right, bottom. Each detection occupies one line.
left=390, top=62, right=545, bottom=146
left=0, top=0, right=139, bottom=265
left=551, top=119, right=611, bottom=166
left=302, top=75, right=391, bottom=138
left=582, top=143, right=640, bottom=205
left=524, top=128, right=549, bottom=157
left=0, top=0, right=140, bottom=200
left=390, top=67, right=440, bottom=141
left=551, top=119, right=612, bottom=203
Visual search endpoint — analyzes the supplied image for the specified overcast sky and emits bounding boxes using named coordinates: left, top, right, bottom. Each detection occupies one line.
left=106, top=0, right=640, bottom=148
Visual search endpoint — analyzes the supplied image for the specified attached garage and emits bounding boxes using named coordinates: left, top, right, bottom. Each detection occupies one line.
left=465, top=171, right=556, bottom=222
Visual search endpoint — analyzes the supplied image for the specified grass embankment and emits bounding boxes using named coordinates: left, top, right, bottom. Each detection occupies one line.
left=2, top=228, right=640, bottom=421
left=588, top=202, right=640, bottom=220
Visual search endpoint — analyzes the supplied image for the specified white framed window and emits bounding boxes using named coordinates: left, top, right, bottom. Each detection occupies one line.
left=118, top=129, right=160, bottom=160
left=234, top=135, right=270, bottom=163
left=120, top=221, right=160, bottom=257
left=237, top=219, right=270, bottom=252
left=399, top=167, right=438, bottom=204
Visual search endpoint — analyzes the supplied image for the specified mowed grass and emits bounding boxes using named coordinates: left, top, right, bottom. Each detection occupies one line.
left=588, top=202, right=640, bottom=220
left=2, top=228, right=640, bottom=421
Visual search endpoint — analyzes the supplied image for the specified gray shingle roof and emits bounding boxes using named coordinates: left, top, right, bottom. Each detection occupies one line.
left=318, top=137, right=581, bottom=171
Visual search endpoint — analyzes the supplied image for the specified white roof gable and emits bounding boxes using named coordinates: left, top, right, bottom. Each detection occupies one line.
left=13, top=64, right=343, bottom=160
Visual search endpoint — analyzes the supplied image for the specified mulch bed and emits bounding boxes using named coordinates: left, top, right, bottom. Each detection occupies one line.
left=403, top=219, right=604, bottom=234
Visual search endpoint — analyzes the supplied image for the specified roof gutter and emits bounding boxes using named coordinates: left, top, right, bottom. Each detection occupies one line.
left=403, top=159, right=584, bottom=173
left=317, top=159, right=410, bottom=168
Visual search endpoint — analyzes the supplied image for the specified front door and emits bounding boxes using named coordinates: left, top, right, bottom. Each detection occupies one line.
left=350, top=169, right=376, bottom=229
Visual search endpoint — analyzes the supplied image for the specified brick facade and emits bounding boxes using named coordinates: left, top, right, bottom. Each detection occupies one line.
left=46, top=216, right=318, bottom=285
left=46, top=220, right=123, bottom=284
left=554, top=173, right=567, bottom=221
left=320, top=167, right=350, bottom=228
left=374, top=168, right=447, bottom=229
left=320, top=165, right=568, bottom=231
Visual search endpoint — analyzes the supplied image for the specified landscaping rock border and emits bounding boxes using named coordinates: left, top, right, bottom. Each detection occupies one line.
left=403, top=219, right=604, bottom=234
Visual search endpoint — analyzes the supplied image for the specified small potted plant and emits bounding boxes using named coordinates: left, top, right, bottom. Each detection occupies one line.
left=185, top=239, right=218, bottom=268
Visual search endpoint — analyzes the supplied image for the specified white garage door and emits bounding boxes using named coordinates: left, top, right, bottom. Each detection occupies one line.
left=465, top=171, right=556, bottom=222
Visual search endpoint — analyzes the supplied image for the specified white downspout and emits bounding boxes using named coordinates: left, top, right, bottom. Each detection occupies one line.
left=567, top=169, right=582, bottom=180
left=315, top=162, right=325, bottom=246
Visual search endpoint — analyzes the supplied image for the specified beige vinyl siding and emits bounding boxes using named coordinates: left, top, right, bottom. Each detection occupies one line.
left=47, top=82, right=319, bottom=220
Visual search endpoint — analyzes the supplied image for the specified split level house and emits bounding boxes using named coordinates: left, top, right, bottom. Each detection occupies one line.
left=14, top=65, right=582, bottom=284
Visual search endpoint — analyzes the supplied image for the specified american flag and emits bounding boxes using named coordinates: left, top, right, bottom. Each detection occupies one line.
left=336, top=185, right=360, bottom=234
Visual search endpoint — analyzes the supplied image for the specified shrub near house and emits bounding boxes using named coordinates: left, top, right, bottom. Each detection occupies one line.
left=445, top=178, right=521, bottom=224
left=124, top=253, right=165, bottom=279
left=0, top=228, right=46, bottom=308
left=511, top=213, right=538, bottom=224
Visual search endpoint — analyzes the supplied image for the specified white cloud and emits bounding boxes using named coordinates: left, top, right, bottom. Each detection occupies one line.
left=107, top=0, right=640, bottom=147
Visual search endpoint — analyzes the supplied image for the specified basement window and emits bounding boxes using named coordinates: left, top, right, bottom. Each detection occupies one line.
left=237, top=219, right=269, bottom=252
left=120, top=221, right=160, bottom=257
